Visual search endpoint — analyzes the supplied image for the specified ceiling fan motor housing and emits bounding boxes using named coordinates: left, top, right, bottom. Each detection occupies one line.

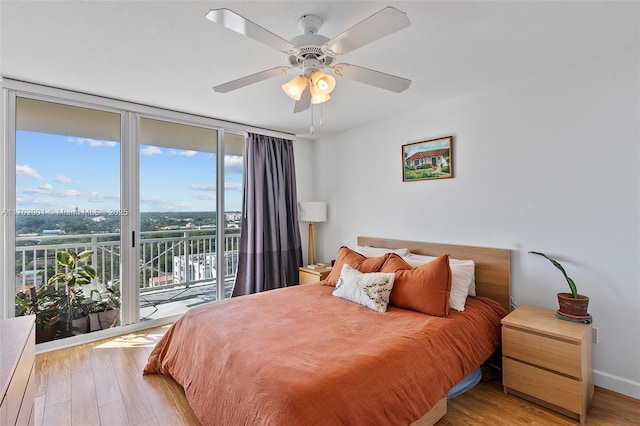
left=288, top=33, right=333, bottom=70
left=288, top=14, right=334, bottom=72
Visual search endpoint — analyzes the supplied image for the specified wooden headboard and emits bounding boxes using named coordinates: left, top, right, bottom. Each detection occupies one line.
left=357, top=237, right=511, bottom=312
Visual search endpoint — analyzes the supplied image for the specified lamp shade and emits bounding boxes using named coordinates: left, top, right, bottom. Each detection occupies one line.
left=298, top=201, right=327, bottom=223
left=310, top=90, right=331, bottom=105
left=282, top=75, right=308, bottom=101
left=310, top=71, right=336, bottom=96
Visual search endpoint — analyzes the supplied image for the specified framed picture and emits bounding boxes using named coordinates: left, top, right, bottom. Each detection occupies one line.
left=402, top=135, right=454, bottom=182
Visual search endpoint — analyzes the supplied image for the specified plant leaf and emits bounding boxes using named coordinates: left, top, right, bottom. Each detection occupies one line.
left=77, top=250, right=93, bottom=261
left=529, top=251, right=579, bottom=298
left=56, top=251, right=73, bottom=267
left=47, top=272, right=66, bottom=285
left=83, top=265, right=97, bottom=279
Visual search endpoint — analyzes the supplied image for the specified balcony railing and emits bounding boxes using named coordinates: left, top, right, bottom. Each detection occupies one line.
left=15, top=229, right=241, bottom=314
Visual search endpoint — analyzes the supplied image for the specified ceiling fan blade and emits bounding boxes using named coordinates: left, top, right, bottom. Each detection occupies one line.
left=206, top=8, right=297, bottom=54
left=331, top=63, right=411, bottom=93
left=213, top=67, right=290, bottom=93
left=322, top=7, right=410, bottom=57
left=293, top=86, right=311, bottom=113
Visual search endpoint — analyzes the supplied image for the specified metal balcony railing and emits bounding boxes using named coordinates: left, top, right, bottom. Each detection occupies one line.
left=15, top=229, right=241, bottom=306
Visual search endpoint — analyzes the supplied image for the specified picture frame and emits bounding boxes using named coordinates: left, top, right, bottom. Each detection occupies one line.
left=402, top=135, right=454, bottom=182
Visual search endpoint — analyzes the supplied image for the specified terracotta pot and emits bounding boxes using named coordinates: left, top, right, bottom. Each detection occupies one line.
left=557, top=292, right=589, bottom=317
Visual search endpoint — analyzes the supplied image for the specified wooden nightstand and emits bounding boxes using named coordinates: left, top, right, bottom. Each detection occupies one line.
left=298, top=265, right=332, bottom=285
left=502, top=305, right=594, bottom=424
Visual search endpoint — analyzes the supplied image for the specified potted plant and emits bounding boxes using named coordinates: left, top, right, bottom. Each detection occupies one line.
left=47, top=249, right=97, bottom=336
left=529, top=251, right=589, bottom=317
left=15, top=285, right=64, bottom=343
left=86, top=281, right=121, bottom=332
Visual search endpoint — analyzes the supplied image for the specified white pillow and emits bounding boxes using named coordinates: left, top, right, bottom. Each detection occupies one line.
left=332, top=264, right=395, bottom=313
left=354, top=245, right=410, bottom=258
left=401, top=253, right=476, bottom=311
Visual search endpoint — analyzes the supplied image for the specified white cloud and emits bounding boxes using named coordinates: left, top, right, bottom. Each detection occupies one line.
left=39, top=183, right=53, bottom=191
left=16, top=165, right=42, bottom=180
left=189, top=184, right=216, bottom=191
left=55, top=175, right=75, bottom=184
left=67, top=137, right=118, bottom=147
left=193, top=193, right=216, bottom=201
left=224, top=155, right=243, bottom=174
left=54, top=189, right=81, bottom=198
left=141, top=145, right=162, bottom=156
left=179, top=150, right=198, bottom=157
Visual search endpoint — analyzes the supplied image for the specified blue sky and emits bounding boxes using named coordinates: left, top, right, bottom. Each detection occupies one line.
left=16, top=131, right=243, bottom=212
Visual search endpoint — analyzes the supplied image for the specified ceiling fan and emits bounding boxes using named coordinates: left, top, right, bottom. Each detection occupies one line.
left=205, top=6, right=411, bottom=113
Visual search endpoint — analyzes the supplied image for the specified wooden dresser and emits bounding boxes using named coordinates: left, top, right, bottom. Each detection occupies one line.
left=502, top=305, right=593, bottom=424
left=0, top=315, right=36, bottom=426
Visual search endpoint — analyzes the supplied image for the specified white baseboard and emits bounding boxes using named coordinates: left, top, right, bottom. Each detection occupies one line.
left=594, top=369, right=640, bottom=399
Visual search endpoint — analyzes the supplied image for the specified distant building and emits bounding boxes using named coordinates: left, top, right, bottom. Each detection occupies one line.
left=173, top=251, right=239, bottom=283
left=16, top=270, right=43, bottom=292
left=148, top=274, right=175, bottom=288
left=42, top=229, right=65, bottom=236
left=173, top=253, right=216, bottom=283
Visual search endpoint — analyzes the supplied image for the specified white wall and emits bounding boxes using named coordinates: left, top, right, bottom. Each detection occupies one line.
left=311, top=48, right=640, bottom=398
left=293, top=137, right=314, bottom=266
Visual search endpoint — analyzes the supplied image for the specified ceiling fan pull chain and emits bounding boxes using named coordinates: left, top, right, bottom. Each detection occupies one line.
left=310, top=104, right=315, bottom=134
left=320, top=101, right=324, bottom=127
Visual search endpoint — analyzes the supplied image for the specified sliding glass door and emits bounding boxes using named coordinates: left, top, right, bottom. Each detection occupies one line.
left=138, top=118, right=245, bottom=321
left=139, top=118, right=217, bottom=320
left=14, top=97, right=122, bottom=343
left=5, top=81, right=249, bottom=347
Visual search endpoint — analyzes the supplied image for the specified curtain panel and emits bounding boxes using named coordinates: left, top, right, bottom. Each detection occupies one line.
left=233, top=133, right=303, bottom=296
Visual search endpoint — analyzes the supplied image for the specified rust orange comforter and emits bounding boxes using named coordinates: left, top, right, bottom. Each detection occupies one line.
left=144, top=283, right=506, bottom=425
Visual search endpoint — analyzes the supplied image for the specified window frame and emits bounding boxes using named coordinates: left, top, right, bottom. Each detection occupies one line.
left=1, top=79, right=293, bottom=349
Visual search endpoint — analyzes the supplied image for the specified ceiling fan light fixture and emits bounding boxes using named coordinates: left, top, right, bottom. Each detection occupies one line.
left=310, top=71, right=336, bottom=96
left=282, top=75, right=308, bottom=100
left=310, top=89, right=331, bottom=104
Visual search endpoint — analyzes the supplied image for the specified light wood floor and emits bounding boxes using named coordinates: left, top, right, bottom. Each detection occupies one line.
left=35, top=326, right=640, bottom=426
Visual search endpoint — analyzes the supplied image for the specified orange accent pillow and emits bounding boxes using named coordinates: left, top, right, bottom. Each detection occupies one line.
left=322, top=246, right=389, bottom=287
left=380, top=253, right=452, bottom=317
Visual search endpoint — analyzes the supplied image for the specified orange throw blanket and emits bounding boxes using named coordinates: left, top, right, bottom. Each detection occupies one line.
left=144, top=283, right=505, bottom=425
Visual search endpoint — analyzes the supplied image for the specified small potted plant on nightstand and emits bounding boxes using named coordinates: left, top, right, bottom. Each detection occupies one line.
left=529, top=251, right=590, bottom=319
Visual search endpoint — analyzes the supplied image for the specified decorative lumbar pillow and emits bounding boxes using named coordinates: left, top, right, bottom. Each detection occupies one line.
left=322, top=246, right=388, bottom=287
left=332, top=264, right=395, bottom=313
left=381, top=253, right=452, bottom=317
left=401, top=254, right=475, bottom=310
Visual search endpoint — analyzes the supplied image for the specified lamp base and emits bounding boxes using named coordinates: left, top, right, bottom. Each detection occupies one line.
left=308, top=222, right=316, bottom=265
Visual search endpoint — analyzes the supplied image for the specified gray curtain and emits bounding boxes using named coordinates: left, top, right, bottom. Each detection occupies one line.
left=232, top=133, right=303, bottom=296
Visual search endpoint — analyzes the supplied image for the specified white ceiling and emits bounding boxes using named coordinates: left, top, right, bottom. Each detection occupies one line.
left=1, top=1, right=638, bottom=140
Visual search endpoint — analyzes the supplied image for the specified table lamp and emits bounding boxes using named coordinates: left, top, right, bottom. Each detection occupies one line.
left=298, top=201, right=327, bottom=265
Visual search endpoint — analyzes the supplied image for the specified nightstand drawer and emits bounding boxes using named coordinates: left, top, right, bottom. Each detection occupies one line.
left=503, top=326, right=582, bottom=378
left=299, top=265, right=332, bottom=285
left=503, top=357, right=583, bottom=414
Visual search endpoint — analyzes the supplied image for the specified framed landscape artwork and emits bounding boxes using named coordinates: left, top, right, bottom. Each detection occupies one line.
left=402, top=135, right=454, bottom=182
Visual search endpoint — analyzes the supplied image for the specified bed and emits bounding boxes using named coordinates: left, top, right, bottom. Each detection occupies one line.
left=143, top=237, right=511, bottom=425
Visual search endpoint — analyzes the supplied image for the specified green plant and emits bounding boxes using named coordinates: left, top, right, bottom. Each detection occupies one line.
left=47, top=250, right=97, bottom=319
left=529, top=251, right=578, bottom=298
left=15, top=286, right=63, bottom=331
left=84, top=281, right=121, bottom=313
